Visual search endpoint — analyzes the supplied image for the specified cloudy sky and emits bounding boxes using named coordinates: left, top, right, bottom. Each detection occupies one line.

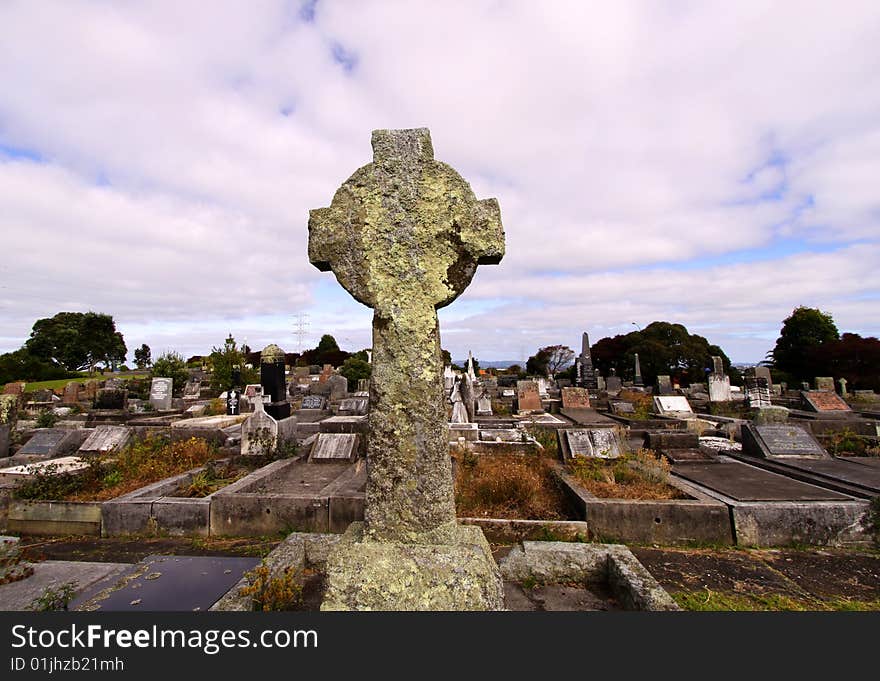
left=2, top=1, right=879, bottom=365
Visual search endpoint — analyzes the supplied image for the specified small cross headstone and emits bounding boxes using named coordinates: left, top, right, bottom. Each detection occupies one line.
left=838, top=378, right=848, bottom=397
left=225, top=389, right=241, bottom=416
left=309, top=128, right=504, bottom=610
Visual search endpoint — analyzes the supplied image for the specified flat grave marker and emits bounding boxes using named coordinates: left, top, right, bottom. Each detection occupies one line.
left=741, top=423, right=827, bottom=458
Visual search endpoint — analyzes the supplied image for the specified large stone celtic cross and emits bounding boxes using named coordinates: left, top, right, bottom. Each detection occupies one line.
left=309, top=129, right=504, bottom=545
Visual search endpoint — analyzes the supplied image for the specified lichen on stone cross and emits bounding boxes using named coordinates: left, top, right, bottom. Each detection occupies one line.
left=308, top=128, right=504, bottom=543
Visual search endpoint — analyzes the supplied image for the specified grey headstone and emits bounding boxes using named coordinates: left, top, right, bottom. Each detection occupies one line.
left=327, top=374, right=348, bottom=401
left=149, top=377, right=173, bottom=410
left=18, top=428, right=84, bottom=458
left=338, top=397, right=368, bottom=415
left=310, top=433, right=359, bottom=462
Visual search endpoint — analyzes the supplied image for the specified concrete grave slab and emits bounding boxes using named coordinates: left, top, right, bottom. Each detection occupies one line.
left=0, top=456, right=90, bottom=482
left=672, top=461, right=851, bottom=502
left=319, top=415, right=368, bottom=434
left=337, top=397, right=368, bottom=415
left=0, top=561, right=128, bottom=611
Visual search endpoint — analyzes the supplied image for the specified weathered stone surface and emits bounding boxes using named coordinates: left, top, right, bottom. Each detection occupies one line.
left=561, top=387, right=590, bottom=409
left=516, top=380, right=542, bottom=413
left=321, top=522, right=503, bottom=611
left=310, top=433, right=359, bottom=463
left=802, top=390, right=851, bottom=412
left=78, top=426, right=131, bottom=455
left=309, top=128, right=503, bottom=544
left=0, top=395, right=19, bottom=425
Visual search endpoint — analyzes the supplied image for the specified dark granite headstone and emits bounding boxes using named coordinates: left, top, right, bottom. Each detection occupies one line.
left=72, top=555, right=260, bottom=612
left=18, top=428, right=83, bottom=459
left=741, top=423, right=827, bottom=458
left=94, top=388, right=127, bottom=410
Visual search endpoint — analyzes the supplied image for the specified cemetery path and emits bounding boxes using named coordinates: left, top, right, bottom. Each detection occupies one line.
left=13, top=535, right=880, bottom=610
left=17, top=536, right=280, bottom=564
left=632, top=546, right=880, bottom=610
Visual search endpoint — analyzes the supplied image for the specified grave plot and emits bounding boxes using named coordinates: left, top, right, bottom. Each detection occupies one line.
left=103, top=454, right=286, bottom=537
left=671, top=458, right=870, bottom=546
left=10, top=428, right=89, bottom=465
left=7, top=434, right=227, bottom=536
left=734, top=423, right=880, bottom=499
left=453, top=451, right=578, bottom=525
left=210, top=458, right=366, bottom=536
left=552, top=451, right=734, bottom=546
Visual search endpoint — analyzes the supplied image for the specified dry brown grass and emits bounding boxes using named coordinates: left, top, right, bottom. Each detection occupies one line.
left=453, top=452, right=571, bottom=520
left=65, top=436, right=220, bottom=501
left=567, top=449, right=687, bottom=500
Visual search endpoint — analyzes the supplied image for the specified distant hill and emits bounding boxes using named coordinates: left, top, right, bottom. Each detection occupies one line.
left=452, top=359, right=524, bottom=369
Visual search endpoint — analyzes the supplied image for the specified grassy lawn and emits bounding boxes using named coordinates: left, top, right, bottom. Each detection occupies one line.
left=21, top=373, right=150, bottom=393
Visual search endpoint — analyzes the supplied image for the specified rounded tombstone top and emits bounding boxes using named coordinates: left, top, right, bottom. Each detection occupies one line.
left=308, top=128, right=504, bottom=316
left=261, top=344, right=286, bottom=364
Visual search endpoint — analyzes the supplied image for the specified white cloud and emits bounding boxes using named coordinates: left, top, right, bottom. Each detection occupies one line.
left=1, top=0, right=878, bottom=364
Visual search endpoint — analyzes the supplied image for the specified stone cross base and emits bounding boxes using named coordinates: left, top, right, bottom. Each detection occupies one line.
left=321, top=522, right=504, bottom=611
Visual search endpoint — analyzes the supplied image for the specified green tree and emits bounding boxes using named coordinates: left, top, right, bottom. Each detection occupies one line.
left=301, top=334, right=350, bottom=367
left=0, top=348, right=73, bottom=384
left=526, top=348, right=551, bottom=376
left=150, top=351, right=189, bottom=397
left=592, top=322, right=731, bottom=386
left=771, top=307, right=840, bottom=383
left=25, top=312, right=126, bottom=373
left=339, top=356, right=372, bottom=386
left=134, top=344, right=152, bottom=370
left=207, top=335, right=258, bottom=392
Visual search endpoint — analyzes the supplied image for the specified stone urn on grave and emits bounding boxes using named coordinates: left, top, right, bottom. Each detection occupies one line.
left=309, top=128, right=505, bottom=610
